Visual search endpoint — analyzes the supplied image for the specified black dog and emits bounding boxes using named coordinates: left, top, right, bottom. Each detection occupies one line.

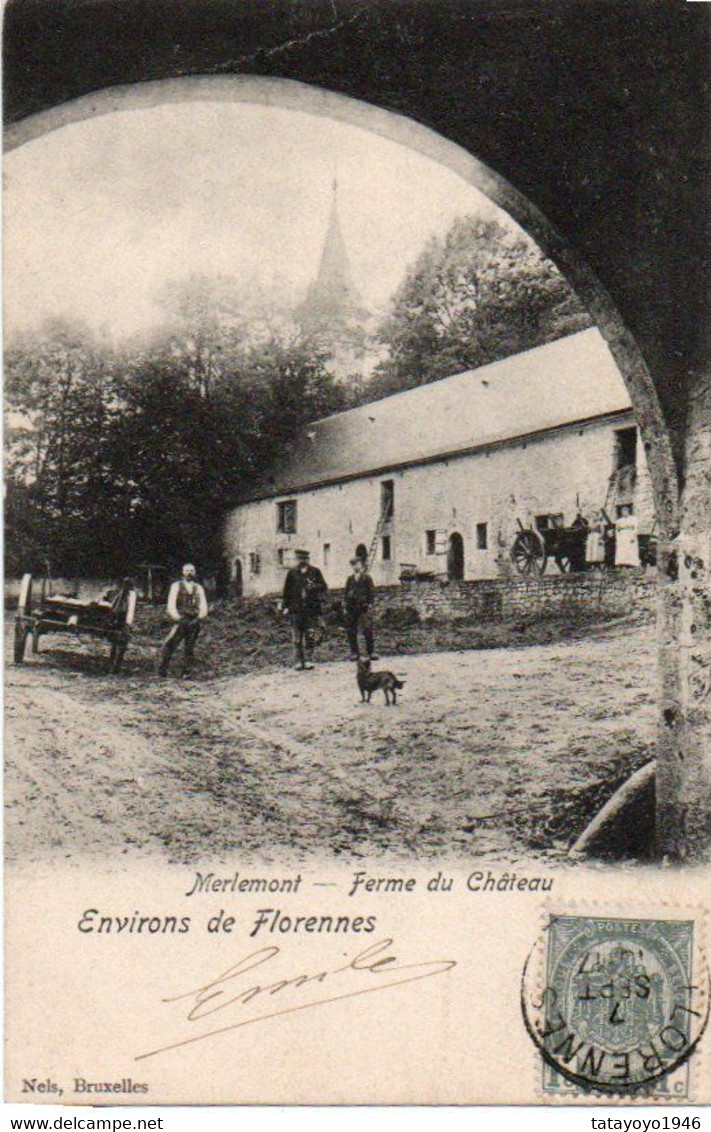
left=356, top=658, right=405, bottom=706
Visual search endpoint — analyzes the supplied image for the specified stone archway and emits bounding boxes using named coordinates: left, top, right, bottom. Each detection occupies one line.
left=3, top=75, right=678, bottom=507
left=3, top=75, right=679, bottom=535
left=4, top=71, right=707, bottom=861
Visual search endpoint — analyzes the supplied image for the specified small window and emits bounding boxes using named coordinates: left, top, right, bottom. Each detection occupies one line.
left=476, top=522, right=488, bottom=550
left=381, top=535, right=392, bottom=561
left=425, top=529, right=437, bottom=555
left=277, top=499, right=297, bottom=534
left=323, top=543, right=331, bottom=567
left=614, top=427, right=637, bottom=469
left=277, top=548, right=286, bottom=566
left=381, top=480, right=394, bottom=521
left=249, top=552, right=261, bottom=575
left=535, top=513, right=564, bottom=532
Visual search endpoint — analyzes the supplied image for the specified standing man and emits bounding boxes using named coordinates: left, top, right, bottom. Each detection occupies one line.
left=159, top=563, right=208, bottom=677
left=282, top=549, right=327, bottom=671
left=344, top=552, right=378, bottom=661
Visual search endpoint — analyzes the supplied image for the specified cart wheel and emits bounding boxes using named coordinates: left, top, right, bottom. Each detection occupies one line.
left=17, top=573, right=34, bottom=616
left=13, top=618, right=30, bottom=664
left=511, top=530, right=547, bottom=576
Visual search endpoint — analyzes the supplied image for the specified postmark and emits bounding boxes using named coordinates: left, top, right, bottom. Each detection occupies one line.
left=521, top=913, right=710, bottom=1097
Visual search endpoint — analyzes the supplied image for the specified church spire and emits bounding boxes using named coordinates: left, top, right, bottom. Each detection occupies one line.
left=298, top=174, right=366, bottom=334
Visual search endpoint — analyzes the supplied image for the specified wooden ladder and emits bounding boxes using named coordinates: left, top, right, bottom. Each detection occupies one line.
left=366, top=511, right=389, bottom=570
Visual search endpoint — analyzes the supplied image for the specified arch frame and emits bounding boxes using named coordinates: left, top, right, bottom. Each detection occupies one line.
left=4, top=72, right=679, bottom=541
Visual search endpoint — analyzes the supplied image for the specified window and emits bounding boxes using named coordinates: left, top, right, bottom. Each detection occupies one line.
left=381, top=480, right=394, bottom=521
left=249, top=552, right=261, bottom=575
left=323, top=543, right=331, bottom=567
left=381, top=535, right=392, bottom=561
left=277, top=500, right=297, bottom=534
left=277, top=548, right=287, bottom=566
left=476, top=522, right=488, bottom=550
left=614, top=426, right=637, bottom=469
left=535, top=513, right=564, bottom=532
left=425, top=529, right=437, bottom=555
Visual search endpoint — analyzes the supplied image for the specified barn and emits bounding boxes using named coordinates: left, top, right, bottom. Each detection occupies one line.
left=223, top=327, right=655, bottom=597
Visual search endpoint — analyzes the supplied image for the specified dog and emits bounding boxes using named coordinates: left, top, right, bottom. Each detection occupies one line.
left=356, top=658, right=405, bottom=706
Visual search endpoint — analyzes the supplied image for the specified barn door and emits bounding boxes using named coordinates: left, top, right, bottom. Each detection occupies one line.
left=233, top=558, right=244, bottom=598
left=447, top=532, right=465, bottom=580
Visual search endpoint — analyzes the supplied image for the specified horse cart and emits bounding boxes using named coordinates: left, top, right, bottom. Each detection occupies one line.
left=13, top=574, right=138, bottom=672
left=510, top=518, right=589, bottom=576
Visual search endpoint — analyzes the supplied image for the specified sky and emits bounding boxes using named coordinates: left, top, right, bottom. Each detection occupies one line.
left=4, top=99, right=512, bottom=342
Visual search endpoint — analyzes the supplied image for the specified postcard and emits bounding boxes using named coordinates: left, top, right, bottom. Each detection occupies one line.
left=4, top=0, right=710, bottom=1107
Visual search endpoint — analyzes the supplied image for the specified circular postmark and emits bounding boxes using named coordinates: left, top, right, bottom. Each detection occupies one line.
left=521, top=913, right=710, bottom=1095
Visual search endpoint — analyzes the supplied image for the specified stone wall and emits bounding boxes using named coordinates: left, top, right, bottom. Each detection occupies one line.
left=372, top=569, right=657, bottom=624
left=242, top=569, right=656, bottom=624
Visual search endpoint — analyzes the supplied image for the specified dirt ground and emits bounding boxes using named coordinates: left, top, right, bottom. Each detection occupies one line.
left=4, top=606, right=657, bottom=867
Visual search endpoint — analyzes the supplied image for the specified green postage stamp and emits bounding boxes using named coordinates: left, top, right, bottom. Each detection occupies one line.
left=522, top=914, right=709, bottom=1097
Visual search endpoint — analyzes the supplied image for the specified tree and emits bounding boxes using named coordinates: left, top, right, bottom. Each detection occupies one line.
left=4, top=276, right=357, bottom=578
left=368, top=214, right=591, bottom=400
left=156, top=273, right=247, bottom=400
left=4, top=319, right=122, bottom=573
left=102, top=303, right=349, bottom=572
left=107, top=356, right=239, bottom=567
left=243, top=333, right=350, bottom=461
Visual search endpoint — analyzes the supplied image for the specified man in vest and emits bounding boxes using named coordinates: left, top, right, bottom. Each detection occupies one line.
left=344, top=552, right=378, bottom=661
left=158, top=563, right=209, bottom=677
left=282, top=549, right=327, bottom=670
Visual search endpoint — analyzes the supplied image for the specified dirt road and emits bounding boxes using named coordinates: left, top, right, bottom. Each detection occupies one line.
left=5, top=618, right=656, bottom=865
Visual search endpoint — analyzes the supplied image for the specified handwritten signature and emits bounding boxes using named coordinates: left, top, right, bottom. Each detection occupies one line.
left=136, top=937, right=457, bottom=1061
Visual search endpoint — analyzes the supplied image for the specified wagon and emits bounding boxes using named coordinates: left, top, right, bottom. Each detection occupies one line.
left=13, top=574, right=138, bottom=672
left=510, top=518, right=589, bottom=576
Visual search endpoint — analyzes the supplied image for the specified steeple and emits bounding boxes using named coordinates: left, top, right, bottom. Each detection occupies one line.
left=298, top=176, right=367, bottom=336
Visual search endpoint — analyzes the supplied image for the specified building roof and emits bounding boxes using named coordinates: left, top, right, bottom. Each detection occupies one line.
left=246, top=328, right=632, bottom=501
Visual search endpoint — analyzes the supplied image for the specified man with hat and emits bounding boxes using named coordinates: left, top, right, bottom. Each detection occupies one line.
left=344, top=550, right=378, bottom=662
left=282, top=549, right=327, bottom=670
left=159, top=563, right=209, bottom=677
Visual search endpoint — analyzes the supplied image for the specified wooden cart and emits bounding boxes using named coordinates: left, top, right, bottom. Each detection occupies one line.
left=13, top=574, right=138, bottom=672
left=510, top=518, right=589, bottom=576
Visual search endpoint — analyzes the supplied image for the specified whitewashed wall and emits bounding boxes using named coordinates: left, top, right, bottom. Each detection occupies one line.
left=223, top=412, right=655, bottom=596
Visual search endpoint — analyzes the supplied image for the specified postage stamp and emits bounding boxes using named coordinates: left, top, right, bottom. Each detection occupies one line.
left=522, top=914, right=709, bottom=1097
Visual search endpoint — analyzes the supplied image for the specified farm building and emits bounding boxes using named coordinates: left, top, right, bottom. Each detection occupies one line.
left=223, top=327, right=655, bottom=597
